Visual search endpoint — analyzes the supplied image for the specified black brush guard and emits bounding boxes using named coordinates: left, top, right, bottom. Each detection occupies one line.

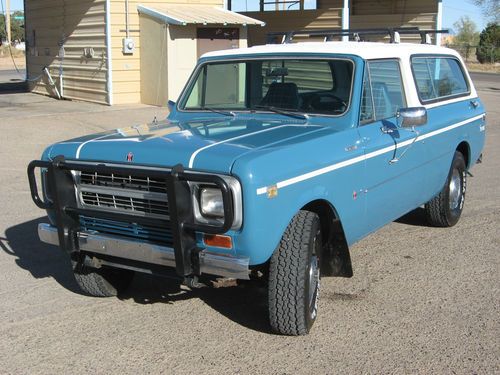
left=27, top=155, right=235, bottom=277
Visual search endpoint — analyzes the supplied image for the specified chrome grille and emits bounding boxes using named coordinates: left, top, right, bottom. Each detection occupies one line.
left=81, top=191, right=169, bottom=217
left=76, top=172, right=169, bottom=219
left=80, top=172, right=167, bottom=194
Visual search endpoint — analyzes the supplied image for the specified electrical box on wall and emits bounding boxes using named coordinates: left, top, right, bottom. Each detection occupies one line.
left=122, top=38, right=135, bottom=54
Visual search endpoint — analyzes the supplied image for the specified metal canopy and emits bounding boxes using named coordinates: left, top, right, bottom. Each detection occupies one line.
left=137, top=4, right=265, bottom=26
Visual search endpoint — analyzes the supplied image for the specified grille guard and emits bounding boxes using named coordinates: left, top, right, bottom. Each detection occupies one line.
left=27, top=155, right=235, bottom=277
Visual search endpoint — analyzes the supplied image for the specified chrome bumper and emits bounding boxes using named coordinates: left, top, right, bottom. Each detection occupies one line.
left=38, top=223, right=250, bottom=280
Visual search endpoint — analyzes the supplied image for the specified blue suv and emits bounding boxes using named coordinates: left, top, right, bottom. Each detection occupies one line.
left=28, top=34, right=486, bottom=335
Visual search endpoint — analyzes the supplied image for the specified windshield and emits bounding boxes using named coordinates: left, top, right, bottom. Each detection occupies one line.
left=180, top=58, right=354, bottom=116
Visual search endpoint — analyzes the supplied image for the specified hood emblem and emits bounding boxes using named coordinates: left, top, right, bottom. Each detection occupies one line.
left=126, top=152, right=133, bottom=162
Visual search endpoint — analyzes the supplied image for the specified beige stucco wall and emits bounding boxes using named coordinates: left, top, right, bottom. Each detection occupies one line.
left=139, top=14, right=168, bottom=106
left=140, top=22, right=248, bottom=106
left=110, top=0, right=224, bottom=105
left=166, top=25, right=198, bottom=104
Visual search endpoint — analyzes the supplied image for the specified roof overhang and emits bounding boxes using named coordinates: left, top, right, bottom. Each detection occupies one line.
left=137, top=4, right=265, bottom=27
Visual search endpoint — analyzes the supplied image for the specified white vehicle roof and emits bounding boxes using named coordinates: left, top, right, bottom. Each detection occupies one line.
left=202, top=41, right=462, bottom=61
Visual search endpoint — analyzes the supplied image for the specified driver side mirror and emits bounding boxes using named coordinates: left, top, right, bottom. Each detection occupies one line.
left=168, top=100, right=176, bottom=113
left=397, top=107, right=427, bottom=128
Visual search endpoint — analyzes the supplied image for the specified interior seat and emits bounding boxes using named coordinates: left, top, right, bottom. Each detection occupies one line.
left=260, top=82, right=300, bottom=110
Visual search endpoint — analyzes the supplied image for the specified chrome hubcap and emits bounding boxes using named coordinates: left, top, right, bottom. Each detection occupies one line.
left=449, top=169, right=462, bottom=210
left=308, top=254, right=319, bottom=316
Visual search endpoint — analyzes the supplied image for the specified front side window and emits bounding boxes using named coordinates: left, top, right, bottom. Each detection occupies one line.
left=411, top=57, right=469, bottom=102
left=181, top=58, right=354, bottom=117
left=359, top=59, right=406, bottom=124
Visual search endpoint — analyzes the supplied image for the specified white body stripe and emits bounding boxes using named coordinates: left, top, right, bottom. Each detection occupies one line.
left=189, top=124, right=292, bottom=168
left=256, top=114, right=484, bottom=195
left=75, top=134, right=114, bottom=159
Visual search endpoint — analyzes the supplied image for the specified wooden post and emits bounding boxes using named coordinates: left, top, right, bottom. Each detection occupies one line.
left=6, top=0, right=11, bottom=44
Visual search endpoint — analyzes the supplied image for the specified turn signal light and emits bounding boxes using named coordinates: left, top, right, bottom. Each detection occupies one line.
left=204, top=234, right=232, bottom=249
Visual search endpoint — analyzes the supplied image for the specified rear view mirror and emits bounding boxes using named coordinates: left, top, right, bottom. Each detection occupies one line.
left=397, top=107, right=427, bottom=128
left=168, top=100, right=176, bottom=112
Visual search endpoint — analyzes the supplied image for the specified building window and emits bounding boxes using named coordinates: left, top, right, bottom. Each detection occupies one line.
left=229, top=0, right=317, bottom=12
left=197, top=28, right=239, bottom=40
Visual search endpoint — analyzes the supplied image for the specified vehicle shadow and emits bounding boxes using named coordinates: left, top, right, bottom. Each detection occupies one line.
left=1, top=216, right=81, bottom=293
left=0, top=81, right=28, bottom=94
left=395, top=207, right=433, bottom=227
left=122, top=274, right=271, bottom=334
left=3, top=217, right=271, bottom=333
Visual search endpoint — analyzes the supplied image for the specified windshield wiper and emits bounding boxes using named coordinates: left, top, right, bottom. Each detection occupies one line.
left=201, top=106, right=235, bottom=117
left=252, top=105, right=308, bottom=120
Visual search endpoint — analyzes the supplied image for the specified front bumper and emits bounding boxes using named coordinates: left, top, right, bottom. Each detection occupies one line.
left=39, top=223, right=250, bottom=279
left=28, top=156, right=246, bottom=279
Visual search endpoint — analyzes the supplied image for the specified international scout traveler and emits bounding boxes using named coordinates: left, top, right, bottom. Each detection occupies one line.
left=28, top=28, right=486, bottom=335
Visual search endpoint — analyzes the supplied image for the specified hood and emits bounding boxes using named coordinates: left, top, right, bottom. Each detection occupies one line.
left=47, top=117, right=329, bottom=173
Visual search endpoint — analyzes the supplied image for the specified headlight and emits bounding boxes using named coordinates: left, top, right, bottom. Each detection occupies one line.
left=190, top=176, right=242, bottom=230
left=200, top=187, right=224, bottom=218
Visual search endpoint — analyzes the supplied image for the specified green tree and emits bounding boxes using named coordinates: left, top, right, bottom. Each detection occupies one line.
left=476, top=23, right=500, bottom=63
left=0, top=11, right=25, bottom=43
left=470, top=0, right=500, bottom=23
left=453, top=16, right=480, bottom=61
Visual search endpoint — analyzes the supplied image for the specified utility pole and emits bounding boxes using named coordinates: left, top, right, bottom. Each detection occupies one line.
left=5, top=0, right=11, bottom=44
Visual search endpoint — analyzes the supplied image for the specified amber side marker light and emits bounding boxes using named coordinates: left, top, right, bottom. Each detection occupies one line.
left=204, top=234, right=233, bottom=249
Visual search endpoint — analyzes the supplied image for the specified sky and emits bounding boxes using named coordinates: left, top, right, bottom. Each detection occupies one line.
left=3, top=0, right=490, bottom=32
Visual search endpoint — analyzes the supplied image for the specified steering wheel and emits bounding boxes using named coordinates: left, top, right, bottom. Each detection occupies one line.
left=309, top=93, right=347, bottom=112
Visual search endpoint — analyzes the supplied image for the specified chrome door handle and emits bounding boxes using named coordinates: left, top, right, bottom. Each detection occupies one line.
left=470, top=100, right=479, bottom=109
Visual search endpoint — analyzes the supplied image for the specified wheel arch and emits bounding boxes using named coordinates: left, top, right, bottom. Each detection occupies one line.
left=301, top=199, right=353, bottom=278
left=456, top=141, right=471, bottom=169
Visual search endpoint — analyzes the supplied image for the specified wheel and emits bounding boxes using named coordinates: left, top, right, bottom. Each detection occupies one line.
left=425, top=151, right=467, bottom=227
left=72, top=261, right=134, bottom=297
left=268, top=210, right=322, bottom=335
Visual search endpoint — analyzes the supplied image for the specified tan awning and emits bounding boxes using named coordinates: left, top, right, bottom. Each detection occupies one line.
left=137, top=4, right=265, bottom=26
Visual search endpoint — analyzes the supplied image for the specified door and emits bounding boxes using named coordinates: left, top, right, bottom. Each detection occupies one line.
left=196, top=27, right=239, bottom=58
left=357, top=59, right=429, bottom=234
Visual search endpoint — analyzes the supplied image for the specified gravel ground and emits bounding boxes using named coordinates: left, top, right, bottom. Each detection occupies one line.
left=0, top=88, right=498, bottom=374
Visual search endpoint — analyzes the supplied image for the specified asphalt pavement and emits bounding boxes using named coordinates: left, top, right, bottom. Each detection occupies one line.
left=0, top=84, right=498, bottom=374
left=0, top=68, right=25, bottom=83
left=470, top=71, right=500, bottom=91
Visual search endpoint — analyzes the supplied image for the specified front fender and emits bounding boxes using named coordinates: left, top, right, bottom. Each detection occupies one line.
left=233, top=183, right=337, bottom=266
left=231, top=166, right=365, bottom=266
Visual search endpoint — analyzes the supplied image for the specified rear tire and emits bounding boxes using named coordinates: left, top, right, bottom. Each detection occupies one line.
left=425, top=151, right=467, bottom=227
left=268, top=210, right=321, bottom=336
left=73, top=262, right=134, bottom=297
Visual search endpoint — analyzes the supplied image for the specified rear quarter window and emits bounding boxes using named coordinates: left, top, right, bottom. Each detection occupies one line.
left=411, top=56, right=470, bottom=103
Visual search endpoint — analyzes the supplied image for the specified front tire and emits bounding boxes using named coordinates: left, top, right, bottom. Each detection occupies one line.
left=73, top=262, right=134, bottom=297
left=268, top=210, right=321, bottom=336
left=425, top=151, right=467, bottom=227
